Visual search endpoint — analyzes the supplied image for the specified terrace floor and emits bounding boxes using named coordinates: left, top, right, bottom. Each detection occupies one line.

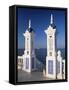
left=17, top=69, right=53, bottom=82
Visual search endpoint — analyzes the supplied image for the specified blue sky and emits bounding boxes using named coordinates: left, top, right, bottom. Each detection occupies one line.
left=17, top=7, right=65, bottom=49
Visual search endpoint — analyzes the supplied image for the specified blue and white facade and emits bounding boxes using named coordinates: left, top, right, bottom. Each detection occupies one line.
left=44, top=14, right=65, bottom=79
left=45, top=14, right=57, bottom=79
left=22, top=20, right=36, bottom=72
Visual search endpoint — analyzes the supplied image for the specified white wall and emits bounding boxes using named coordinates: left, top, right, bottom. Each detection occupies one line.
left=0, top=0, right=69, bottom=89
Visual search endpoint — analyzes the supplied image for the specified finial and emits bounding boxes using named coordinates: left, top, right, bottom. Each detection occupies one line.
left=50, top=14, right=53, bottom=24
left=57, top=50, right=61, bottom=56
left=29, top=19, right=31, bottom=28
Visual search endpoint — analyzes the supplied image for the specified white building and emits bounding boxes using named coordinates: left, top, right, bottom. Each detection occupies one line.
left=44, top=14, right=65, bottom=79
left=22, top=20, right=36, bottom=73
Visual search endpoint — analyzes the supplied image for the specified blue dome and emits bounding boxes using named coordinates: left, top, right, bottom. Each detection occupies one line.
left=50, top=24, right=56, bottom=29
left=28, top=27, right=34, bottom=33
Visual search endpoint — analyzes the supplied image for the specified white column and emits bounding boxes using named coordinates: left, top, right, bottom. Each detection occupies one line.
left=57, top=50, right=62, bottom=79
left=22, top=20, right=36, bottom=73
left=45, top=26, right=56, bottom=79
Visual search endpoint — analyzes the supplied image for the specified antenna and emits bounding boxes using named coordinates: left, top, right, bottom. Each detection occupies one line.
left=29, top=19, right=31, bottom=28
left=50, top=14, right=53, bottom=24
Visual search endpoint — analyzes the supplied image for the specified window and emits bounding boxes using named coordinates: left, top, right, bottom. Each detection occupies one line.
left=49, top=36, right=52, bottom=38
left=32, top=57, right=34, bottom=69
left=26, top=58, right=29, bottom=69
left=57, top=61, right=60, bottom=74
left=48, top=60, right=53, bottom=74
left=27, top=51, right=29, bottom=54
left=27, top=38, right=29, bottom=40
left=49, top=52, right=52, bottom=56
left=19, top=59, right=21, bottom=63
left=49, top=36, right=53, bottom=50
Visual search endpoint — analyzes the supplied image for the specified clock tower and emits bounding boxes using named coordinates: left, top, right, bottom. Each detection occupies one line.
left=23, top=20, right=36, bottom=73
left=44, top=14, right=57, bottom=79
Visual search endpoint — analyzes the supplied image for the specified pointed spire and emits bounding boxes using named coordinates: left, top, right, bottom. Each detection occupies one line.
left=29, top=19, right=31, bottom=28
left=50, top=14, right=53, bottom=24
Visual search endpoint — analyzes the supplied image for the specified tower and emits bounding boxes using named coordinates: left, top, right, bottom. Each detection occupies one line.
left=23, top=20, right=36, bottom=72
left=44, top=14, right=57, bottom=79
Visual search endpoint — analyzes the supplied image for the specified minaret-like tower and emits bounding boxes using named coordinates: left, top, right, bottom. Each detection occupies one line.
left=23, top=20, right=36, bottom=72
left=44, top=14, right=57, bottom=79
